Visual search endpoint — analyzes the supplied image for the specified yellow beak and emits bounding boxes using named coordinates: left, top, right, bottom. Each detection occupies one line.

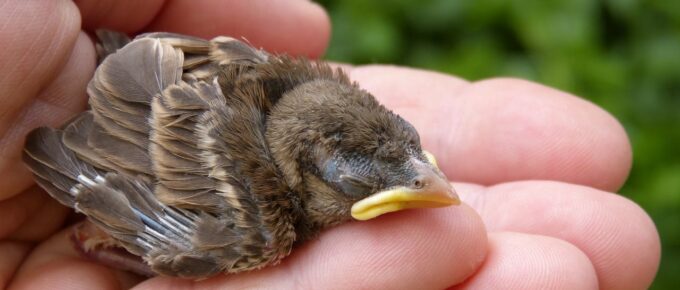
left=351, top=151, right=460, bottom=220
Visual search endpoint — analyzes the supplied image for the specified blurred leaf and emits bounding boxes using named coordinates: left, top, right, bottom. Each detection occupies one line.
left=316, top=1, right=680, bottom=287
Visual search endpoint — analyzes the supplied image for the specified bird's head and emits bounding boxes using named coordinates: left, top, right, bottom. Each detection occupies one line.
left=266, top=79, right=459, bottom=230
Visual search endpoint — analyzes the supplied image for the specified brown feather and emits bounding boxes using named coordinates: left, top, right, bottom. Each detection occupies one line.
left=92, top=112, right=149, bottom=149
left=95, top=30, right=131, bottom=62
left=138, top=32, right=212, bottom=54
left=75, top=185, right=145, bottom=234
left=88, top=122, right=152, bottom=174
left=88, top=92, right=150, bottom=134
left=154, top=185, right=223, bottom=209
left=92, top=38, right=183, bottom=104
left=22, top=156, right=76, bottom=205
left=62, top=112, right=136, bottom=175
left=209, top=36, right=268, bottom=65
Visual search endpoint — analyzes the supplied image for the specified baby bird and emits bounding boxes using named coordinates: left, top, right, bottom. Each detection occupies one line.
left=22, top=31, right=459, bottom=278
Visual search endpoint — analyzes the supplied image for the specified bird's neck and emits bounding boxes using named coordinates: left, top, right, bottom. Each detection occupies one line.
left=266, top=80, right=360, bottom=239
left=259, top=58, right=357, bottom=238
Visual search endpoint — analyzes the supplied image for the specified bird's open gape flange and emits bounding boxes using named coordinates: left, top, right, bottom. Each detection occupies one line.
left=22, top=31, right=460, bottom=279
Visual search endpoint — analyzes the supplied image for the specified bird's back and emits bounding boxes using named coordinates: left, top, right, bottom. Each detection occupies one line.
left=22, top=32, right=341, bottom=278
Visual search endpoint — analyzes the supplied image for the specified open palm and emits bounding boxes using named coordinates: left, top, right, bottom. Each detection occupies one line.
left=0, top=1, right=659, bottom=289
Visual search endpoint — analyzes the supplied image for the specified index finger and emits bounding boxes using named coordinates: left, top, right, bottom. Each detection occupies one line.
left=76, top=0, right=331, bottom=58
left=135, top=205, right=487, bottom=290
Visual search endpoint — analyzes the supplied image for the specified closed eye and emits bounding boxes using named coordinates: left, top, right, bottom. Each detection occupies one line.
left=338, top=174, right=374, bottom=197
left=340, top=174, right=371, bottom=186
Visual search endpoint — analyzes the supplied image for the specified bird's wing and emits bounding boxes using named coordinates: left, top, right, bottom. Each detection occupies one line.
left=25, top=126, right=225, bottom=277
left=137, top=32, right=269, bottom=82
left=23, top=33, right=294, bottom=277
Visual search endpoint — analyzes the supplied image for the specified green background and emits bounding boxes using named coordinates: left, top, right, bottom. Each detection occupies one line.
left=316, top=0, right=679, bottom=288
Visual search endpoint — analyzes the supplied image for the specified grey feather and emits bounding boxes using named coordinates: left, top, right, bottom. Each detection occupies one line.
left=62, top=112, right=135, bottom=175
left=88, top=122, right=152, bottom=174
left=95, top=30, right=131, bottom=63
left=75, top=184, right=145, bottom=233
left=92, top=38, right=183, bottom=104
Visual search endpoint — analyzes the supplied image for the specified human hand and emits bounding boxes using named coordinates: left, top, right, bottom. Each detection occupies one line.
left=0, top=1, right=660, bottom=289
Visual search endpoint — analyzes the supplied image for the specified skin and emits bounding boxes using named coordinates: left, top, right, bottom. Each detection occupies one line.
left=0, top=0, right=660, bottom=289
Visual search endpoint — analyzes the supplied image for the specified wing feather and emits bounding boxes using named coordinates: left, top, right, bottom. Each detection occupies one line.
left=24, top=31, right=301, bottom=276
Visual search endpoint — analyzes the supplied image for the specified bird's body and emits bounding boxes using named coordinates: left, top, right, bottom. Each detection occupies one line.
left=23, top=32, right=458, bottom=278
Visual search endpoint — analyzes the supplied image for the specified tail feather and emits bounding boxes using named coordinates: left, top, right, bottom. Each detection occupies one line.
left=23, top=127, right=101, bottom=207
left=23, top=125, right=198, bottom=258
left=31, top=171, right=76, bottom=206
left=22, top=154, right=72, bottom=192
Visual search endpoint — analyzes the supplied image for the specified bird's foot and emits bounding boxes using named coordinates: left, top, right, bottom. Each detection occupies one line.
left=71, top=221, right=156, bottom=277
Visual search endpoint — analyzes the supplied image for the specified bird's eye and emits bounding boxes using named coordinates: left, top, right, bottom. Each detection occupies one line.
left=319, top=156, right=376, bottom=198
left=338, top=174, right=373, bottom=197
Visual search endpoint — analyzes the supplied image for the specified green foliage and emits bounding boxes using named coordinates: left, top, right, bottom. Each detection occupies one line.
left=317, top=0, right=680, bottom=288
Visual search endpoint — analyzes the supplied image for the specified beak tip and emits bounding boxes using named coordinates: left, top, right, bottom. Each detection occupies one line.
left=446, top=188, right=461, bottom=205
left=448, top=187, right=461, bottom=205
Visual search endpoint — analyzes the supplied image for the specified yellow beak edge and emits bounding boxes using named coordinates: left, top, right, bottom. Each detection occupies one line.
left=350, top=151, right=460, bottom=221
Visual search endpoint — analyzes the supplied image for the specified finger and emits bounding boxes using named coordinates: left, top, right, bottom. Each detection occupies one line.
left=0, top=0, right=80, bottom=133
left=134, top=205, right=487, bottom=290
left=454, top=232, right=598, bottom=289
left=6, top=188, right=70, bottom=242
left=9, top=225, right=143, bottom=290
left=75, top=0, right=166, bottom=33
left=457, top=181, right=661, bottom=290
left=76, top=0, right=331, bottom=57
left=0, top=241, right=31, bottom=289
left=0, top=186, right=68, bottom=241
left=0, top=31, right=95, bottom=201
left=146, top=0, right=331, bottom=58
left=0, top=0, right=82, bottom=197
left=349, top=66, right=631, bottom=191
